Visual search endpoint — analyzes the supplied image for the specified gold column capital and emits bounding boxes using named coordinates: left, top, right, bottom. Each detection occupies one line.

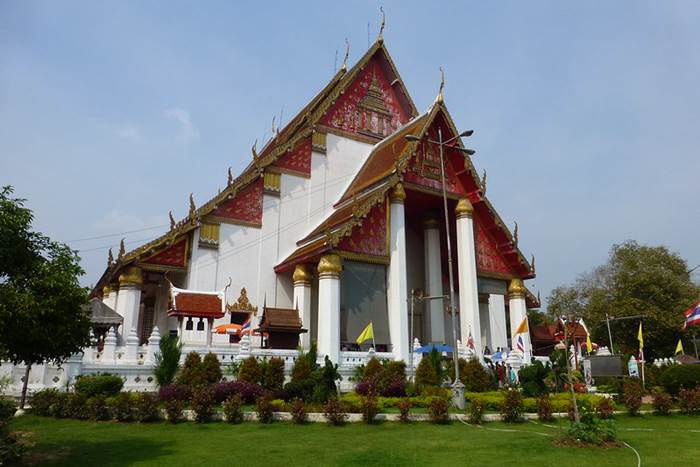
left=318, top=254, right=342, bottom=277
left=118, top=266, right=143, bottom=287
left=102, top=284, right=112, bottom=297
left=293, top=263, right=313, bottom=285
left=422, top=217, right=440, bottom=229
left=508, top=278, right=526, bottom=299
left=389, top=183, right=406, bottom=203
left=455, top=198, right=474, bottom=218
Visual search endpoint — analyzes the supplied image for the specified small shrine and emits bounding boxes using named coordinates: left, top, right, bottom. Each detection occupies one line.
left=255, top=305, right=307, bottom=350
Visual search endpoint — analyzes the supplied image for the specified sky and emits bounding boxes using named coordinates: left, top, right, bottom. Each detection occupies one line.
left=2, top=1, right=699, bottom=308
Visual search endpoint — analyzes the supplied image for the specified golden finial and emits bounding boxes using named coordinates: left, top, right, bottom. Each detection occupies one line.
left=378, top=6, right=385, bottom=43
left=437, top=66, right=445, bottom=104
left=169, top=210, right=176, bottom=230
left=118, top=238, right=125, bottom=260
left=531, top=254, right=536, bottom=273
left=271, top=115, right=277, bottom=137
left=107, top=248, right=114, bottom=267
left=537, top=290, right=541, bottom=304
left=252, top=139, right=259, bottom=160
left=227, top=167, right=233, bottom=186
left=341, top=38, right=350, bottom=72
left=513, top=221, right=519, bottom=246
left=481, top=169, right=487, bottom=195
left=188, top=193, right=196, bottom=221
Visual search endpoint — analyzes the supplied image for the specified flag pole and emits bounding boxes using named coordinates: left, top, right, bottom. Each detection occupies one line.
left=371, top=321, right=375, bottom=350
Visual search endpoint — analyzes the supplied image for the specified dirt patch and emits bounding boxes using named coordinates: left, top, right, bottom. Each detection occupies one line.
left=552, top=438, right=623, bottom=449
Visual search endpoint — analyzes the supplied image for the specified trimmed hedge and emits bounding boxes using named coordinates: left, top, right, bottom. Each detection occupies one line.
left=658, top=365, right=700, bottom=395
left=465, top=391, right=605, bottom=413
left=74, top=374, right=123, bottom=398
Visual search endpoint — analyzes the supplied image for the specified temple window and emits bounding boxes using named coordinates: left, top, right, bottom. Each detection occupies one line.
left=340, top=261, right=390, bottom=351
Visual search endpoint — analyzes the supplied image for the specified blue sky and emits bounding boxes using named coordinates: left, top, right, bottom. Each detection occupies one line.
left=2, top=1, right=699, bottom=306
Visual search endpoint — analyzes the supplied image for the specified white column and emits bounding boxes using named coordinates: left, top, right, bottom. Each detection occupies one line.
left=317, top=253, right=341, bottom=364
left=125, top=327, right=140, bottom=363
left=508, top=279, right=532, bottom=362
left=102, top=285, right=113, bottom=308
left=423, top=218, right=445, bottom=343
left=293, top=264, right=313, bottom=350
left=387, top=183, right=409, bottom=363
left=206, top=318, right=214, bottom=348
left=146, top=326, right=161, bottom=364
left=488, top=294, right=508, bottom=351
left=115, top=266, right=143, bottom=343
left=102, top=327, right=117, bottom=365
left=455, top=198, right=482, bottom=359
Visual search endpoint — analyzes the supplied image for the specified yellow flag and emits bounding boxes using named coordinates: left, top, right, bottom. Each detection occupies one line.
left=514, top=317, right=529, bottom=335
left=675, top=339, right=684, bottom=355
left=637, top=322, right=644, bottom=349
left=356, top=322, right=374, bottom=344
left=586, top=333, right=593, bottom=353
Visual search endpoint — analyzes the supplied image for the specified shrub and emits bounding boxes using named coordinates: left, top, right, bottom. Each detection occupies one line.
left=154, top=335, right=182, bottom=387
left=561, top=418, right=618, bottom=446
left=238, top=357, right=262, bottom=384
left=256, top=396, right=274, bottom=424
left=360, top=396, right=379, bottom=424
left=313, top=357, right=340, bottom=403
left=501, top=389, right=523, bottom=423
left=678, top=387, right=700, bottom=415
left=652, top=391, right=672, bottom=415
left=397, top=398, right=412, bottom=423
left=323, top=398, right=348, bottom=426
left=537, top=394, right=554, bottom=422
left=106, top=392, right=134, bottom=422
left=355, top=381, right=372, bottom=396
left=223, top=394, right=244, bottom=424
left=0, top=399, right=16, bottom=423
left=86, top=396, right=110, bottom=421
left=415, top=357, right=438, bottom=389
left=596, top=397, right=616, bottom=420
left=449, top=358, right=496, bottom=393
left=66, top=393, right=88, bottom=419
left=427, top=396, right=449, bottom=424
left=262, top=357, right=285, bottom=392
left=622, top=378, right=643, bottom=416
left=384, top=379, right=406, bottom=398
left=48, top=392, right=69, bottom=418
left=213, top=381, right=264, bottom=404
left=191, top=386, right=215, bottom=423
left=158, top=384, right=191, bottom=402
left=659, top=365, right=700, bottom=395
left=0, top=423, right=23, bottom=466
left=518, top=360, right=552, bottom=397
left=74, top=373, right=123, bottom=398
left=290, top=398, right=307, bottom=424
left=133, top=393, right=160, bottom=422
left=362, top=358, right=383, bottom=387
left=164, top=399, right=185, bottom=423
left=30, top=388, right=59, bottom=416
left=202, top=353, right=223, bottom=385
left=385, top=361, right=406, bottom=381
left=177, top=352, right=207, bottom=387
left=468, top=399, right=485, bottom=424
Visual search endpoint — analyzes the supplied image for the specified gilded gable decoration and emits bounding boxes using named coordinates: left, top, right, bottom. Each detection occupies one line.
left=263, top=172, right=281, bottom=195
left=199, top=223, right=220, bottom=249
left=226, top=287, right=258, bottom=316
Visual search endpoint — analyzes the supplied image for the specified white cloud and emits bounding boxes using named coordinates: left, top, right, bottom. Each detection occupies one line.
left=163, top=107, right=199, bottom=143
left=114, top=123, right=142, bottom=142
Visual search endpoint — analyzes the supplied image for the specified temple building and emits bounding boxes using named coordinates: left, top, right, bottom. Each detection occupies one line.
left=92, top=34, right=539, bottom=370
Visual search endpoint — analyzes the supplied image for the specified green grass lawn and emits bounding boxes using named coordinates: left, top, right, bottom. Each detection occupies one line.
left=9, top=414, right=700, bottom=466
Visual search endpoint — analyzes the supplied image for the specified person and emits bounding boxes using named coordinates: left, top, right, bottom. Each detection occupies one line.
left=484, top=345, right=491, bottom=355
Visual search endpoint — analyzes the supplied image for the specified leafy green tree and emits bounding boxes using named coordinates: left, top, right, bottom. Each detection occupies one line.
left=153, top=335, right=182, bottom=387
left=0, top=186, right=91, bottom=408
left=547, top=240, right=699, bottom=359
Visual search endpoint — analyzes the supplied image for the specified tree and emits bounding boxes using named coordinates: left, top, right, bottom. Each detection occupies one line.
left=0, top=186, right=91, bottom=407
left=547, top=240, right=699, bottom=359
left=153, top=335, right=182, bottom=387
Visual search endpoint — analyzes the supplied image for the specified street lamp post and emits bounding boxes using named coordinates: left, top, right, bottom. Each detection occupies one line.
left=406, top=128, right=475, bottom=409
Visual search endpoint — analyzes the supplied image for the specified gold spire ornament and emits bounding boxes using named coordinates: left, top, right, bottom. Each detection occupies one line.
left=341, top=38, right=350, bottom=72
left=481, top=169, right=487, bottom=195
left=377, top=7, right=386, bottom=43
left=513, top=221, right=519, bottom=246
left=107, top=248, right=114, bottom=267
left=437, top=66, right=445, bottom=104
left=118, top=238, right=125, bottom=260
left=169, top=210, right=176, bottom=230
left=531, top=254, right=536, bottom=274
left=252, top=139, right=259, bottom=160
left=227, top=167, right=233, bottom=186
left=188, top=193, right=197, bottom=223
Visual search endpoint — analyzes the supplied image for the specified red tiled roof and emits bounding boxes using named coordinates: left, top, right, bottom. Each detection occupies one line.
left=168, top=289, right=225, bottom=319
